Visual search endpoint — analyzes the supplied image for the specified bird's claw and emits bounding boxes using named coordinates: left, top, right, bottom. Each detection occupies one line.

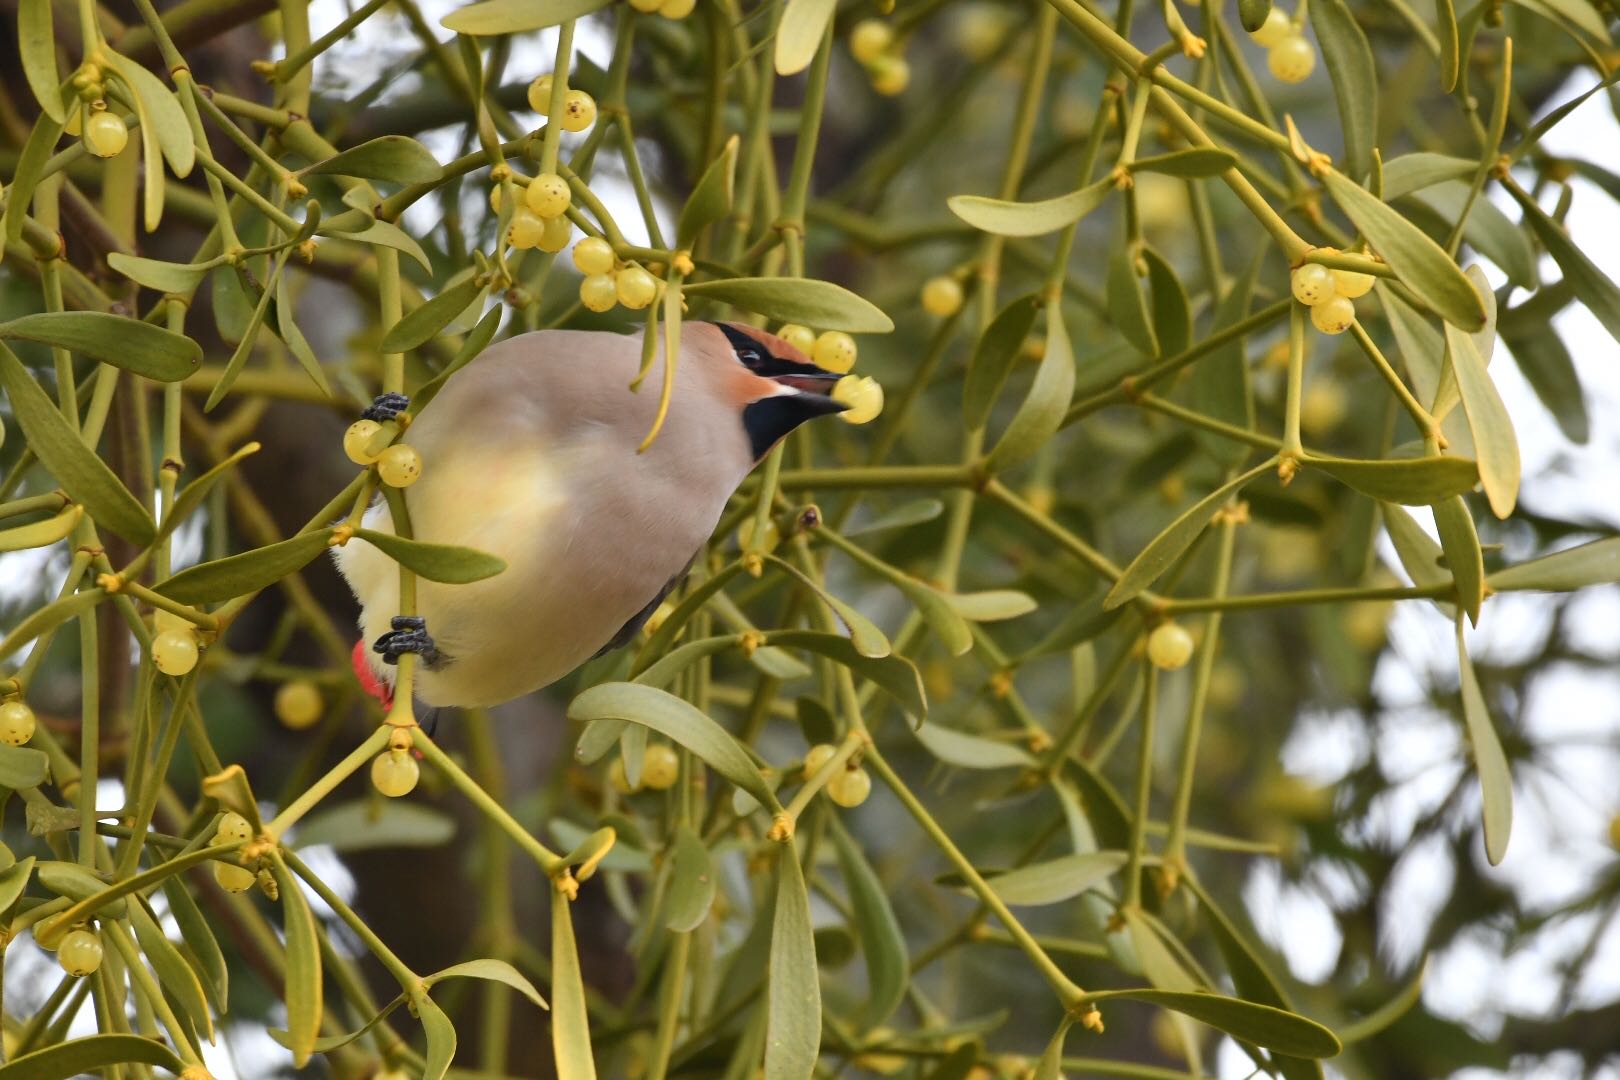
left=373, top=616, right=440, bottom=667
left=362, top=392, right=411, bottom=423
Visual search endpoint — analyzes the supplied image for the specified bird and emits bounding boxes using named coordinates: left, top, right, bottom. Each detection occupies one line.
left=333, top=322, right=849, bottom=710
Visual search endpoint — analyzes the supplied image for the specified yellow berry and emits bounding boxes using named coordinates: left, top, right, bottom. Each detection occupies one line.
left=526, top=74, right=554, bottom=114
left=616, top=265, right=658, bottom=310
left=803, top=743, right=837, bottom=775
left=1268, top=36, right=1315, bottom=82
left=659, top=0, right=696, bottom=17
left=1249, top=7, right=1292, bottom=47
left=629, top=0, right=661, bottom=10
left=538, top=214, right=573, bottom=253
left=1147, top=622, right=1195, bottom=670
left=869, top=55, right=910, bottom=96
left=737, top=514, right=780, bottom=554
left=371, top=749, right=420, bottom=797
left=642, top=744, right=679, bottom=790
left=84, top=110, right=128, bottom=158
left=213, top=861, right=256, bottom=893
left=1300, top=382, right=1348, bottom=435
left=850, top=20, right=894, bottom=64
left=525, top=172, right=571, bottom=218
left=573, top=236, right=616, bottom=275
left=609, top=755, right=639, bottom=793
left=812, top=330, right=857, bottom=373
left=560, top=90, right=597, bottom=133
left=0, top=701, right=35, bottom=746
left=1332, top=265, right=1376, bottom=298
left=832, top=375, right=884, bottom=425
left=274, top=681, right=323, bottom=730
left=921, top=276, right=964, bottom=317
left=489, top=179, right=527, bottom=215
left=58, top=929, right=103, bottom=977
left=1310, top=295, right=1356, bottom=335
left=777, top=324, right=816, bottom=355
left=1290, top=263, right=1335, bottom=306
left=153, top=629, right=199, bottom=676
left=508, top=205, right=547, bottom=249
left=377, top=443, right=423, bottom=488
left=955, top=5, right=1009, bottom=61
left=827, top=766, right=872, bottom=808
left=343, top=419, right=383, bottom=465
left=215, top=811, right=253, bottom=844
left=580, top=273, right=618, bottom=312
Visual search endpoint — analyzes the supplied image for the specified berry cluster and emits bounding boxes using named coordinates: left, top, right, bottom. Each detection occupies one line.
left=849, top=19, right=910, bottom=96
left=804, top=743, right=872, bottom=808
left=1249, top=8, right=1316, bottom=84
left=63, top=64, right=130, bottom=159
left=571, top=237, right=659, bottom=313
left=152, top=609, right=202, bottom=676
left=1290, top=250, right=1373, bottom=335
left=627, top=0, right=696, bottom=19
left=343, top=420, right=423, bottom=487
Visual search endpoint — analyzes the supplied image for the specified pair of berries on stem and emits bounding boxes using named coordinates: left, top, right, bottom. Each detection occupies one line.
left=1290, top=251, right=1375, bottom=335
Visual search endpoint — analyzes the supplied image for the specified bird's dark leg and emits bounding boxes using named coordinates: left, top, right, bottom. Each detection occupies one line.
left=361, top=392, right=411, bottom=422
left=372, top=615, right=441, bottom=667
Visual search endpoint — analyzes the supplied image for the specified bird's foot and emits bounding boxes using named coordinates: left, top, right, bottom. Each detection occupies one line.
left=361, top=392, right=411, bottom=423
left=372, top=615, right=441, bottom=667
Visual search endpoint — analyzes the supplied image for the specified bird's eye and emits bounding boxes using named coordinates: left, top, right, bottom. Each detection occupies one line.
left=737, top=349, right=762, bottom=366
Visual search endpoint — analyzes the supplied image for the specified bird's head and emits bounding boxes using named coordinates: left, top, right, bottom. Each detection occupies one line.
left=708, top=322, right=849, bottom=460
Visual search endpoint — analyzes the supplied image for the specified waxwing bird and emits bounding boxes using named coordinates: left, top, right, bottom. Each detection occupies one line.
left=334, top=322, right=848, bottom=709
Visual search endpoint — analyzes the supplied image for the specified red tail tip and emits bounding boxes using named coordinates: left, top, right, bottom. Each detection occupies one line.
left=351, top=638, right=394, bottom=711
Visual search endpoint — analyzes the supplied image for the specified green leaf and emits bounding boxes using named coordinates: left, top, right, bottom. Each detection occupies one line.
left=36, top=862, right=124, bottom=916
left=945, top=590, right=1037, bottom=621
left=1488, top=536, right=1620, bottom=591
left=1308, top=453, right=1478, bottom=504
left=1433, top=496, right=1484, bottom=623
left=212, top=265, right=256, bottom=345
left=1190, top=255, right=1259, bottom=467
left=1085, top=989, right=1341, bottom=1058
left=158, top=530, right=335, bottom=604
left=0, top=1035, right=186, bottom=1080
left=0, top=504, right=83, bottom=553
left=1501, top=311, right=1587, bottom=444
left=822, top=532, right=970, bottom=655
left=1406, top=184, right=1535, bottom=289
left=947, top=177, right=1113, bottom=238
left=1, top=311, right=202, bottom=382
left=3, top=107, right=66, bottom=248
left=18, top=0, right=63, bottom=123
left=829, top=818, right=907, bottom=1024
left=415, top=304, right=504, bottom=415
left=272, top=857, right=323, bottom=1066
left=418, top=992, right=458, bottom=1080
left=1509, top=0, right=1612, bottom=41
left=766, top=556, right=890, bottom=657
left=550, top=895, right=598, bottom=1080
left=1322, top=172, right=1484, bottom=331
left=1143, top=248, right=1190, bottom=357
left=987, top=307, right=1075, bottom=472
left=765, top=842, right=820, bottom=1080
left=1382, top=503, right=1456, bottom=620
left=294, top=799, right=457, bottom=851
left=979, top=851, right=1128, bottom=906
left=107, top=253, right=211, bottom=295
left=665, top=824, right=717, bottom=932
left=1130, top=148, right=1236, bottom=177
left=964, top=294, right=1041, bottom=430
left=1437, top=0, right=1459, bottom=90
left=1339, top=960, right=1427, bottom=1043
left=775, top=0, right=836, bottom=75
left=634, top=636, right=739, bottom=691
left=304, top=135, right=443, bottom=183
left=567, top=683, right=778, bottom=810
left=846, top=498, right=944, bottom=537
left=1105, top=459, right=1272, bottom=609
left=129, top=897, right=215, bottom=1044
left=912, top=724, right=1034, bottom=771
left=425, top=959, right=548, bottom=1011
left=1508, top=183, right=1620, bottom=349
left=443, top=0, right=612, bottom=31
left=769, top=631, right=927, bottom=722
left=631, top=563, right=745, bottom=672
left=158, top=442, right=260, bottom=546
left=352, top=528, right=507, bottom=584
left=269, top=996, right=409, bottom=1055
left=1309, top=0, right=1378, bottom=178
left=683, top=278, right=892, bottom=333
left=0, top=856, right=37, bottom=913
left=161, top=875, right=229, bottom=1014
left=0, top=744, right=50, bottom=789
left=0, top=590, right=104, bottom=665
left=323, top=217, right=434, bottom=273
left=380, top=277, right=484, bottom=353
left=1123, top=908, right=1200, bottom=992
left=1380, top=153, right=1475, bottom=200
left=1108, top=246, right=1158, bottom=355
left=1446, top=324, right=1519, bottom=518
left=1238, top=0, right=1273, bottom=32
left=679, top=135, right=739, bottom=246
left=274, top=269, right=332, bottom=398
left=1456, top=622, right=1512, bottom=865
left=103, top=51, right=194, bottom=176
left=0, top=345, right=156, bottom=545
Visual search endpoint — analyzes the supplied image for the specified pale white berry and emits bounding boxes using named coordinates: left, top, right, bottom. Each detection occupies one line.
left=1147, top=622, right=1194, bottom=670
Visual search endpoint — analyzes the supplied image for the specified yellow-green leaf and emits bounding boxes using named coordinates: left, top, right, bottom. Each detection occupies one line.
left=1123, top=908, right=1201, bottom=992
left=912, top=723, right=1034, bottom=771
left=0, top=345, right=156, bottom=545
left=947, top=177, right=1113, bottom=238
left=1446, top=325, right=1518, bottom=518
left=157, top=530, right=335, bottom=604
left=380, top=277, right=484, bottom=354
left=767, top=556, right=890, bottom=657
left=1488, top=536, right=1620, bottom=591
left=820, top=531, right=970, bottom=655
left=1437, top=0, right=1459, bottom=90
left=0, top=1035, right=185, bottom=1080
left=679, top=135, right=739, bottom=246
left=1339, top=960, right=1427, bottom=1043
left=1456, top=622, right=1512, bottom=865
left=293, top=799, right=458, bottom=852
left=1085, top=989, right=1341, bottom=1058
left=765, top=842, right=820, bottom=1080
left=683, top=278, right=892, bottom=333
left=107, top=253, right=212, bottom=294
left=1322, top=172, right=1484, bottom=331
left=829, top=818, right=907, bottom=1024
left=665, top=824, right=717, bottom=933
left=323, top=218, right=434, bottom=273
left=3, top=107, right=66, bottom=247
left=1433, top=496, right=1484, bottom=623
left=1380, top=152, right=1474, bottom=200
left=202, top=765, right=263, bottom=832
left=1107, top=246, right=1158, bottom=355
left=272, top=857, right=322, bottom=1066
left=979, top=851, right=1128, bottom=906
left=158, top=442, right=260, bottom=545
left=1308, top=453, right=1478, bottom=504
left=442, top=0, right=612, bottom=33
left=1508, top=182, right=1620, bottom=348
left=945, top=590, right=1037, bottom=621
left=0, top=590, right=104, bottom=665
left=1129, top=148, right=1236, bottom=177
left=0, top=744, right=51, bottom=789
left=0, top=504, right=82, bottom=553
left=1190, top=255, right=1260, bottom=467
left=275, top=269, right=332, bottom=397
left=161, top=875, right=229, bottom=1014
left=427, top=959, right=548, bottom=1011
left=769, top=631, right=927, bottom=722
left=352, top=528, right=507, bottom=584
left=0, top=311, right=202, bottom=381
left=1308, top=0, right=1377, bottom=178
left=304, top=135, right=443, bottom=184
left=0, top=856, right=37, bottom=913
left=964, top=293, right=1041, bottom=430
left=775, top=0, right=836, bottom=75
left=18, top=0, right=62, bottom=122
left=987, top=308, right=1076, bottom=473
left=1033, top=1021, right=1071, bottom=1080
left=551, top=896, right=598, bottom=1080
left=129, top=897, right=215, bottom=1044
left=417, top=994, right=457, bottom=1080
left=103, top=51, right=194, bottom=176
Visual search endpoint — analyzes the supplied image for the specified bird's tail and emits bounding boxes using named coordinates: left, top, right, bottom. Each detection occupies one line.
left=351, top=638, right=394, bottom=711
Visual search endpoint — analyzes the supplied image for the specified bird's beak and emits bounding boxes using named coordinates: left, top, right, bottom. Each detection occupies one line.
left=770, top=369, right=848, bottom=412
